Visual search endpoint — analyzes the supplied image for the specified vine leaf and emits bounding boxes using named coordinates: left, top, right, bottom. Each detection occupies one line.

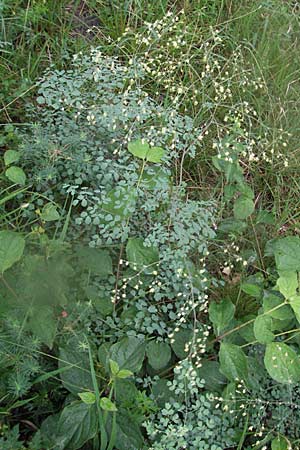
left=272, top=236, right=300, bottom=271
left=209, top=298, right=235, bottom=335
left=233, top=195, right=255, bottom=220
left=264, top=342, right=300, bottom=384
left=253, top=315, right=274, bottom=344
left=219, top=343, right=248, bottom=383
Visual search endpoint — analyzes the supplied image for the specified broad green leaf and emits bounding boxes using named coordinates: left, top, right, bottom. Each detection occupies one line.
left=224, top=162, right=243, bottom=183
left=209, top=298, right=235, bottom=335
left=146, top=341, right=171, bottom=370
left=107, top=410, right=144, bottom=450
left=100, top=397, right=117, bottom=412
left=5, top=166, right=26, bottom=185
left=289, top=295, right=300, bottom=323
left=272, top=236, right=300, bottom=271
left=78, top=392, right=96, bottom=404
left=263, top=291, right=293, bottom=320
left=217, top=218, right=247, bottom=234
left=40, top=414, right=60, bottom=449
left=240, top=283, right=262, bottom=298
left=271, top=436, right=288, bottom=450
left=109, top=337, right=145, bottom=373
left=253, top=315, right=274, bottom=344
left=224, top=184, right=238, bottom=202
left=171, top=328, right=193, bottom=359
left=0, top=231, right=25, bottom=273
left=27, top=305, right=57, bottom=348
left=4, top=150, right=20, bottom=166
left=59, top=338, right=93, bottom=394
left=126, top=237, right=159, bottom=272
left=222, top=381, right=237, bottom=412
left=77, top=247, right=112, bottom=278
left=40, top=203, right=60, bottom=221
left=102, top=187, right=136, bottom=222
left=85, top=286, right=113, bottom=316
left=115, top=379, right=139, bottom=404
left=151, top=379, right=182, bottom=407
left=256, top=210, right=275, bottom=225
left=212, top=156, right=243, bottom=183
left=238, top=183, right=254, bottom=199
left=97, top=342, right=111, bottom=372
left=264, top=342, right=300, bottom=384
left=141, top=166, right=170, bottom=190
left=146, top=146, right=165, bottom=163
left=277, top=271, right=298, bottom=299
left=238, top=315, right=256, bottom=343
left=56, top=401, right=97, bottom=449
left=109, top=359, right=119, bottom=376
left=128, top=139, right=149, bottom=159
left=219, top=343, right=248, bottom=383
left=196, top=360, right=227, bottom=393
left=233, top=195, right=255, bottom=220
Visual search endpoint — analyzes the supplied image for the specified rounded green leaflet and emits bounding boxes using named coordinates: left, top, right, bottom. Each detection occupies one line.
left=128, top=140, right=165, bottom=163
left=146, top=146, right=165, bottom=163
left=40, top=203, right=60, bottom=221
left=100, top=397, right=117, bottom=411
left=128, top=139, right=149, bottom=159
left=0, top=230, right=25, bottom=273
left=78, top=392, right=96, bottom=405
left=5, top=166, right=26, bottom=185
left=4, top=150, right=20, bottom=166
left=264, top=342, right=300, bottom=384
left=271, top=435, right=288, bottom=450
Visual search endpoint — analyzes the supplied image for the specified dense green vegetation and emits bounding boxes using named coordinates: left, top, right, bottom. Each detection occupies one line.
left=1, top=1, right=300, bottom=449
